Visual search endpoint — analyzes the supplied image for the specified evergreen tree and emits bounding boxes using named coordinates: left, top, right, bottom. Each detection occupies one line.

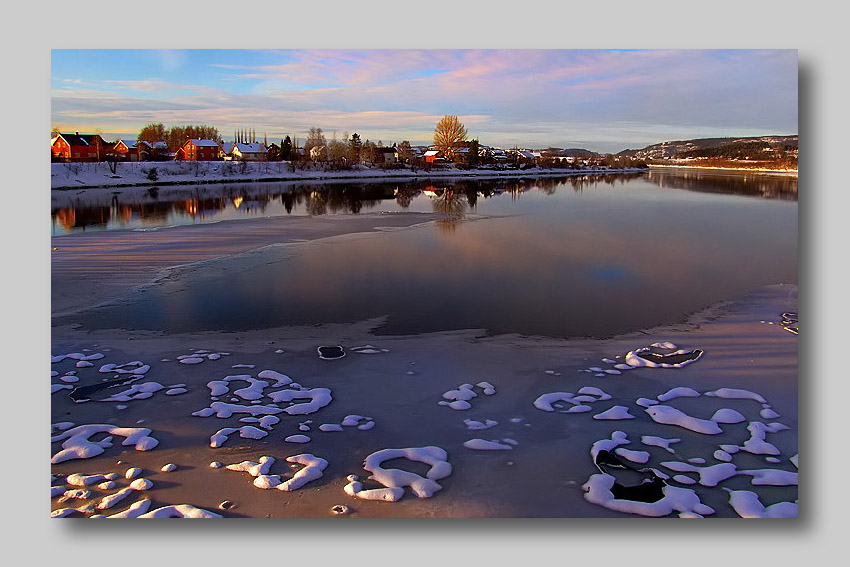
left=349, top=133, right=362, bottom=162
left=468, top=139, right=480, bottom=166
left=281, top=136, right=292, bottom=161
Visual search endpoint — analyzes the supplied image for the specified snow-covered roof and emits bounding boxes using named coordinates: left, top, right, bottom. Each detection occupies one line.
left=119, top=139, right=148, bottom=150
left=424, top=150, right=440, bottom=156
left=55, top=133, right=91, bottom=146
left=454, top=147, right=470, bottom=154
left=233, top=142, right=267, bottom=153
left=188, top=139, right=220, bottom=147
left=151, top=141, right=168, bottom=149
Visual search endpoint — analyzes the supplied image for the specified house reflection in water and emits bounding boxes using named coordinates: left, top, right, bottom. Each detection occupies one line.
left=51, top=172, right=794, bottom=236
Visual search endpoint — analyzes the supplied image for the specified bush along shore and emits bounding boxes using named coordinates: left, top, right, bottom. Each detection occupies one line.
left=51, top=160, right=650, bottom=190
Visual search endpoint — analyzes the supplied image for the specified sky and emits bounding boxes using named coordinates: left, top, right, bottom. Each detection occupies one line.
left=51, top=49, right=798, bottom=155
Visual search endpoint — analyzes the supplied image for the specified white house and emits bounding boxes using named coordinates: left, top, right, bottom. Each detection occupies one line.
left=231, top=142, right=268, bottom=161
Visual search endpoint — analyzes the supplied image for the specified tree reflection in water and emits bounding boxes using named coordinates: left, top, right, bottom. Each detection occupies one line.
left=51, top=171, right=795, bottom=235
left=429, top=187, right=468, bottom=233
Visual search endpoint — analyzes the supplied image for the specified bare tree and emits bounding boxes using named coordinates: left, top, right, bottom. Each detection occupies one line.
left=304, top=127, right=326, bottom=158
left=328, top=133, right=348, bottom=165
left=433, top=115, right=468, bottom=161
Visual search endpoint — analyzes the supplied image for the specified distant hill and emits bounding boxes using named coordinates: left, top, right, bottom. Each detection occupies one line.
left=540, top=147, right=601, bottom=158
left=617, top=135, right=798, bottom=161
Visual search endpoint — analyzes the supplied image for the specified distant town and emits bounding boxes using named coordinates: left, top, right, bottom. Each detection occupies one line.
left=50, top=119, right=797, bottom=173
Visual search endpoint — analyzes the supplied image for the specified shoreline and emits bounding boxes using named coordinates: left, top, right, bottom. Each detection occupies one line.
left=51, top=161, right=649, bottom=190
left=52, top=161, right=798, bottom=192
left=648, top=164, right=798, bottom=176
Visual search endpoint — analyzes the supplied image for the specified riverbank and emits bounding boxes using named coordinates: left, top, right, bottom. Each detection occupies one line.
left=648, top=163, right=798, bottom=176
left=51, top=161, right=648, bottom=190
left=50, top=210, right=798, bottom=519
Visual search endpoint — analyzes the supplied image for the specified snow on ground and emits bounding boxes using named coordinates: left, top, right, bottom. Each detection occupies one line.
left=51, top=160, right=649, bottom=190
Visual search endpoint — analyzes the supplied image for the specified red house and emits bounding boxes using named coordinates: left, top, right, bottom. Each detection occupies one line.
left=113, top=139, right=151, bottom=162
left=175, top=138, right=220, bottom=161
left=51, top=132, right=109, bottom=161
left=424, top=150, right=445, bottom=164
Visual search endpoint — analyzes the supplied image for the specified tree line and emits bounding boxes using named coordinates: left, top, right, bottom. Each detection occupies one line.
left=131, top=116, right=650, bottom=170
left=138, top=123, right=222, bottom=151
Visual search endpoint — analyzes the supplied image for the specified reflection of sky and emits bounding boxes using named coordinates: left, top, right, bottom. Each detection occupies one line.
left=590, top=267, right=631, bottom=281
left=73, top=176, right=798, bottom=338
left=51, top=49, right=797, bottom=154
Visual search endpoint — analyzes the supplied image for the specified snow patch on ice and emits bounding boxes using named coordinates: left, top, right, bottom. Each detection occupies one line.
left=138, top=504, right=222, bottom=518
left=726, top=490, right=797, bottom=518
left=645, top=405, right=723, bottom=435
left=439, top=382, right=496, bottom=410
left=593, top=405, right=635, bottom=420
left=209, top=426, right=269, bottom=447
left=583, top=473, right=715, bottom=518
left=51, top=425, right=159, bottom=463
left=464, top=419, right=499, bottom=430
left=463, top=438, right=515, bottom=450
left=345, top=446, right=451, bottom=502
left=641, top=436, right=681, bottom=454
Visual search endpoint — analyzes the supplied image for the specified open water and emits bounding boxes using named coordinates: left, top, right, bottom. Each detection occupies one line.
left=53, top=169, right=797, bottom=339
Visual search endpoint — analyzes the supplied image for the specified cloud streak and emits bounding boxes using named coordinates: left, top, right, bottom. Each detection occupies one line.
left=50, top=49, right=797, bottom=152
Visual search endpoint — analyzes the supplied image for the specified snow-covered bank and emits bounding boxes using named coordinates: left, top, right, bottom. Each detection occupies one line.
left=52, top=160, right=648, bottom=190
left=648, top=164, right=798, bottom=177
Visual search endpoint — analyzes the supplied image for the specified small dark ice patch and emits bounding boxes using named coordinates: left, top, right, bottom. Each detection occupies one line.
left=318, top=346, right=345, bottom=360
left=638, top=349, right=703, bottom=365
left=594, top=449, right=667, bottom=504
left=68, top=375, right=144, bottom=403
left=609, top=475, right=667, bottom=503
